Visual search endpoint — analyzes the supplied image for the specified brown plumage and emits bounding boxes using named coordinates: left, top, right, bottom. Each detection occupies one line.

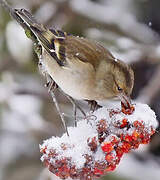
left=5, top=8, right=134, bottom=107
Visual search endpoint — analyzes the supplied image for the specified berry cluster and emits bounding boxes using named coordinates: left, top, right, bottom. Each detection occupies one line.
left=40, top=103, right=158, bottom=180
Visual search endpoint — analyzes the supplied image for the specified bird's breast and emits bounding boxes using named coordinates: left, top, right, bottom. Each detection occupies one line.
left=41, top=50, right=113, bottom=101
left=41, top=51, right=96, bottom=100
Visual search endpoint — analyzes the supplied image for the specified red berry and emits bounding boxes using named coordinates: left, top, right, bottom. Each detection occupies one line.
left=101, top=142, right=113, bottom=153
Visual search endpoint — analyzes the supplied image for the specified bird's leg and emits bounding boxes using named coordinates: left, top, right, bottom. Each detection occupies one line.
left=45, top=74, right=85, bottom=129
left=66, top=95, right=86, bottom=126
left=65, top=95, right=86, bottom=117
left=58, top=89, right=86, bottom=126
left=45, top=75, right=69, bottom=136
left=87, top=100, right=102, bottom=112
left=46, top=78, right=58, bottom=93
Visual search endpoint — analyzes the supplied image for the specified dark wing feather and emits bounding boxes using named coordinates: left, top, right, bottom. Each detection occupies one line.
left=8, top=8, right=114, bottom=69
left=62, top=35, right=115, bottom=70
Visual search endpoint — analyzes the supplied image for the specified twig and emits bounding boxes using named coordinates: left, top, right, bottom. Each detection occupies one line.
left=58, top=89, right=86, bottom=127
left=50, top=91, right=69, bottom=136
left=62, top=92, right=86, bottom=117
left=73, top=103, right=77, bottom=127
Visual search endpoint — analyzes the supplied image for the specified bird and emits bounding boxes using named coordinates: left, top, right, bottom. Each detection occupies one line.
left=0, top=1, right=134, bottom=134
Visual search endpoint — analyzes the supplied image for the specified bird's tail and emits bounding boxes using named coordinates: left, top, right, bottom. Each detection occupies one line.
left=0, top=0, right=66, bottom=66
left=14, top=9, right=54, bottom=49
left=0, top=0, right=54, bottom=48
left=0, top=0, right=38, bottom=43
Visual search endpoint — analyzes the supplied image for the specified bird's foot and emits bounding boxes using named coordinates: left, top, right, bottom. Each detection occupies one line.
left=45, top=76, right=58, bottom=93
left=87, top=100, right=102, bottom=112
left=58, top=90, right=86, bottom=127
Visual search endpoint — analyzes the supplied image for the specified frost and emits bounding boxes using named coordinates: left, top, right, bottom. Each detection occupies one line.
left=40, top=102, right=158, bottom=179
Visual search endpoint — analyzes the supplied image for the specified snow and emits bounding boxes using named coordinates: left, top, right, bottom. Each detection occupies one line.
left=94, top=147, right=105, bottom=162
left=40, top=120, right=97, bottom=169
left=40, top=102, right=158, bottom=170
left=101, top=102, right=158, bottom=129
left=149, top=22, right=152, bottom=27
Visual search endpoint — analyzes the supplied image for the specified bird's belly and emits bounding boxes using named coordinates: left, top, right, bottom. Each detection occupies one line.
left=42, top=51, right=95, bottom=100
left=54, top=69, right=95, bottom=100
left=57, top=77, right=88, bottom=99
left=45, top=62, right=94, bottom=99
left=42, top=59, right=110, bottom=101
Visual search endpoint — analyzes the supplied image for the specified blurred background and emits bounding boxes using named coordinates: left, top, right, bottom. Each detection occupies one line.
left=0, top=0, right=160, bottom=180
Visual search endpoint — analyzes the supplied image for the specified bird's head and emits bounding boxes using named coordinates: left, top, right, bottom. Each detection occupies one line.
left=107, top=59, right=134, bottom=108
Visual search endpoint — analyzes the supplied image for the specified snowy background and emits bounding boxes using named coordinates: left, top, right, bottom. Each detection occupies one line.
left=0, top=0, right=160, bottom=180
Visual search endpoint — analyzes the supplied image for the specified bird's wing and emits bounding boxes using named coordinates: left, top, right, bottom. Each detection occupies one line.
left=11, top=8, right=115, bottom=69
left=56, top=35, right=115, bottom=70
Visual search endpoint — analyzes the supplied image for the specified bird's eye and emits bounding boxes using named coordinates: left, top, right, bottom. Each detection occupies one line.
left=117, top=86, right=122, bottom=91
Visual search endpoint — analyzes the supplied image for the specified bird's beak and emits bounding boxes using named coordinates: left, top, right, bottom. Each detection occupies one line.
left=118, top=93, right=132, bottom=109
